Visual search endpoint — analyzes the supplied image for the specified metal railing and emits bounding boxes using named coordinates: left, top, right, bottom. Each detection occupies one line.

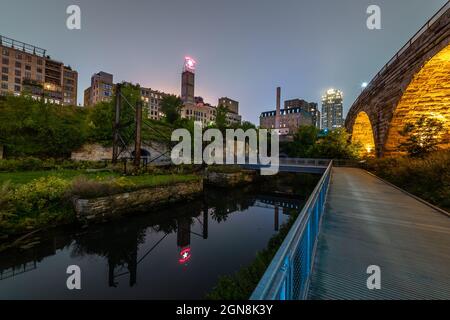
left=354, top=2, right=450, bottom=104
left=250, top=161, right=333, bottom=300
left=0, top=35, right=47, bottom=57
left=279, top=158, right=331, bottom=167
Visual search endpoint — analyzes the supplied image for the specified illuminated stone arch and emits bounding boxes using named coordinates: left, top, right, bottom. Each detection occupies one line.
left=384, top=44, right=450, bottom=156
left=351, top=111, right=376, bottom=157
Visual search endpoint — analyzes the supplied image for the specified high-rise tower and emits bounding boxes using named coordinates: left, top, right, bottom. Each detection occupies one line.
left=321, top=89, right=344, bottom=130
left=181, top=57, right=196, bottom=104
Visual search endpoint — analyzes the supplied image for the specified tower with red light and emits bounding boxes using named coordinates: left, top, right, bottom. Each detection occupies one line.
left=181, top=57, right=196, bottom=104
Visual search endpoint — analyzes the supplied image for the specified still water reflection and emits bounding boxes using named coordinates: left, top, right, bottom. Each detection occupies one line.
left=0, top=174, right=318, bottom=299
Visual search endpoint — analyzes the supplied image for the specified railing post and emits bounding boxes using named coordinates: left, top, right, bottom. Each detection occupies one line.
left=306, top=220, right=311, bottom=278
left=315, top=200, right=320, bottom=235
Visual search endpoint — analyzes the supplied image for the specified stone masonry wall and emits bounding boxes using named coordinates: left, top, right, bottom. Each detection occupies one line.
left=71, top=142, right=170, bottom=162
left=205, top=170, right=256, bottom=187
left=74, top=180, right=203, bottom=222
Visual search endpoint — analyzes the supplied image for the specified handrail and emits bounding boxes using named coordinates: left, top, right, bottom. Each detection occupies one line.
left=354, top=2, right=449, bottom=106
left=250, top=160, right=333, bottom=300
left=279, top=158, right=331, bottom=167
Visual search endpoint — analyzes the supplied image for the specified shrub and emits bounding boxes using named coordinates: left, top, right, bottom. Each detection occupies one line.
left=366, top=151, right=450, bottom=211
left=0, top=157, right=107, bottom=172
left=69, top=176, right=136, bottom=199
left=10, top=176, right=70, bottom=214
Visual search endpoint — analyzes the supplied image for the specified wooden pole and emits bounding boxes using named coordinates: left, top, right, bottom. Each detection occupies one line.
left=112, top=83, right=122, bottom=164
left=134, top=100, right=142, bottom=168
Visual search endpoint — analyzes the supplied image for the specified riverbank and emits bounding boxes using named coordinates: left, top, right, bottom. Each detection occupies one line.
left=0, top=169, right=202, bottom=239
left=0, top=172, right=318, bottom=299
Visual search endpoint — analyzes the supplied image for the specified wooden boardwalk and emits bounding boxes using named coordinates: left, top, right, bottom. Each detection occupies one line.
left=308, top=167, right=450, bottom=300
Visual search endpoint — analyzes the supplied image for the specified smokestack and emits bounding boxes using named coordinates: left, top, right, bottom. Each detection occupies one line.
left=275, top=87, right=281, bottom=129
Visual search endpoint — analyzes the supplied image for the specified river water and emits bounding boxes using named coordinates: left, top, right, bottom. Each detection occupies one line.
left=0, top=173, right=318, bottom=299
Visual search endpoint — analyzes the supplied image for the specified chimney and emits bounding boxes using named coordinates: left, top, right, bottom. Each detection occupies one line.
left=275, top=87, right=281, bottom=129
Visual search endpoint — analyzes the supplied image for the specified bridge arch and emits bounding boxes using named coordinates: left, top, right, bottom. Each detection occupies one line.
left=351, top=111, right=376, bottom=157
left=345, top=4, right=450, bottom=157
left=384, top=44, right=450, bottom=156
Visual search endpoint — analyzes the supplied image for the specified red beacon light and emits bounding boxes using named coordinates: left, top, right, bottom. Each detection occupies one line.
left=184, top=56, right=196, bottom=71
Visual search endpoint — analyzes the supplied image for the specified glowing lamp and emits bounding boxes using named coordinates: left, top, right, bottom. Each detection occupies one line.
left=361, top=82, right=368, bottom=89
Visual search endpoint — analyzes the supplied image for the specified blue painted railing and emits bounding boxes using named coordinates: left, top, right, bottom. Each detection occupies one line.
left=250, top=161, right=333, bottom=300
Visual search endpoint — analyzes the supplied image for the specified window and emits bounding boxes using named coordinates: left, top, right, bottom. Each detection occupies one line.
left=25, top=72, right=31, bottom=79
left=14, top=85, right=20, bottom=92
left=1, top=67, right=8, bottom=74
left=15, top=62, right=21, bottom=68
left=2, top=49, right=9, bottom=56
left=25, top=65, right=31, bottom=71
left=1, top=83, right=8, bottom=90
left=37, top=68, right=42, bottom=73
left=15, top=78, right=21, bottom=84
left=15, top=53, right=22, bottom=60
left=2, top=58, right=9, bottom=65
left=1, top=75, right=8, bottom=81
left=15, top=70, right=21, bottom=77
left=37, top=59, right=43, bottom=65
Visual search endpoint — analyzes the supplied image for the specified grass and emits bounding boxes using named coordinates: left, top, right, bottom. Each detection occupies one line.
left=0, top=169, right=200, bottom=188
left=126, top=174, right=200, bottom=187
left=0, top=170, right=116, bottom=185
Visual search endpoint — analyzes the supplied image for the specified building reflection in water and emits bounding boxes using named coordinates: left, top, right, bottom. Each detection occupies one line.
left=0, top=178, right=311, bottom=289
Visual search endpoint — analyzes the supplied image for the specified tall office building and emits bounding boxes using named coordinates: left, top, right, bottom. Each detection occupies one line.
left=0, top=35, right=78, bottom=105
left=84, top=71, right=113, bottom=107
left=181, top=57, right=195, bottom=104
left=285, top=98, right=321, bottom=128
left=321, top=89, right=344, bottom=130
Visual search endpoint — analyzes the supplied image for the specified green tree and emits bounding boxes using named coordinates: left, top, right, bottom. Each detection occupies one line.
left=214, top=104, right=229, bottom=132
left=86, top=82, right=141, bottom=145
left=86, top=101, right=114, bottom=143
left=398, top=115, right=445, bottom=157
left=231, top=121, right=257, bottom=131
left=161, top=95, right=183, bottom=124
left=283, top=126, right=320, bottom=157
left=0, top=95, right=88, bottom=158
left=310, top=128, right=360, bottom=159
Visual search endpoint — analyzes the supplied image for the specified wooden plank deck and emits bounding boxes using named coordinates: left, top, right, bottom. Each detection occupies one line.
left=308, top=167, right=450, bottom=300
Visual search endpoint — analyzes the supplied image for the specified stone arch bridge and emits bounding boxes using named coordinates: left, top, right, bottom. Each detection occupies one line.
left=346, top=3, right=450, bottom=157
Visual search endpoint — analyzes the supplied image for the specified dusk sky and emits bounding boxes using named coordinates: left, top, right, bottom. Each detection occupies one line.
left=0, top=0, right=446, bottom=124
